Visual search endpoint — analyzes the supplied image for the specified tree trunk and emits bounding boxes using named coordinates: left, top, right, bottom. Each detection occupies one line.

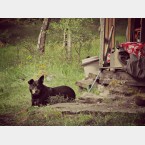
left=67, top=29, right=72, bottom=61
left=63, top=28, right=72, bottom=61
left=37, top=18, right=51, bottom=53
left=63, top=29, right=67, bottom=48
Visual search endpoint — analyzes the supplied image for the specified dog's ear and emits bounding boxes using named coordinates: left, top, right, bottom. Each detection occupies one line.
left=28, top=79, right=34, bottom=85
left=38, top=75, right=44, bottom=84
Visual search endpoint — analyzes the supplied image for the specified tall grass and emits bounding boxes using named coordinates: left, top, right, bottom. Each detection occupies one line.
left=0, top=19, right=139, bottom=126
left=0, top=35, right=101, bottom=125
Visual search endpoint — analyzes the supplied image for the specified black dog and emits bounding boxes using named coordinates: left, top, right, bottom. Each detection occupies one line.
left=28, top=75, right=76, bottom=106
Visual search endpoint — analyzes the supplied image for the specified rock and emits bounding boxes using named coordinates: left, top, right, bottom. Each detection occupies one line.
left=135, top=95, right=145, bottom=107
left=79, top=92, right=103, bottom=103
left=97, top=84, right=105, bottom=93
left=99, top=89, right=110, bottom=97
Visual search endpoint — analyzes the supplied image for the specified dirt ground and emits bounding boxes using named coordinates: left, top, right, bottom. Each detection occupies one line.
left=49, top=84, right=145, bottom=115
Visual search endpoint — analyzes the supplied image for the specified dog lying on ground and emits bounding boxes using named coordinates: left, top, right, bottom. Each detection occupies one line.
left=28, top=75, right=76, bottom=106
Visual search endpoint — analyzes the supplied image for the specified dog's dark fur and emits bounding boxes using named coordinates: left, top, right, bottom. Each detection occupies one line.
left=28, top=75, right=76, bottom=106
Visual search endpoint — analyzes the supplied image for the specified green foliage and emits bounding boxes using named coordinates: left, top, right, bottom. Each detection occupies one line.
left=0, top=18, right=139, bottom=126
left=49, top=18, right=99, bottom=62
left=50, top=18, right=98, bottom=41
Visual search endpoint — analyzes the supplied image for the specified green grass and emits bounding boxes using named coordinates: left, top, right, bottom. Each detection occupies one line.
left=0, top=19, right=144, bottom=126
left=0, top=20, right=100, bottom=125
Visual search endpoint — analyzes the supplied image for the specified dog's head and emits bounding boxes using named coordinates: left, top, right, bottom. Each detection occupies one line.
left=28, top=75, right=44, bottom=96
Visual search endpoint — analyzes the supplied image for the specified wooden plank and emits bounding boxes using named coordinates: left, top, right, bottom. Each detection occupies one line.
left=104, top=18, right=109, bottom=60
left=128, top=18, right=135, bottom=42
left=105, top=18, right=115, bottom=52
left=108, top=19, right=112, bottom=49
left=99, top=18, right=105, bottom=67
left=141, top=18, right=145, bottom=42
left=103, top=18, right=115, bottom=64
left=127, top=18, right=131, bottom=42
left=111, top=18, right=115, bottom=50
left=104, top=25, right=114, bottom=59
left=75, top=79, right=94, bottom=89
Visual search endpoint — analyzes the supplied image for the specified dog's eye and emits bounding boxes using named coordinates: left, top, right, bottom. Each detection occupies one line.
left=31, top=84, right=36, bottom=88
